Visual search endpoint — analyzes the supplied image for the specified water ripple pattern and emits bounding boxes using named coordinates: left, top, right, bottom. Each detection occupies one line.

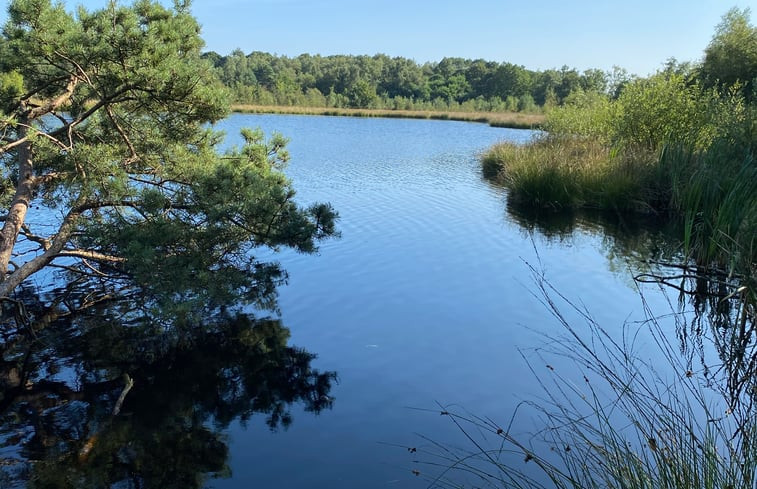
left=211, top=114, right=668, bottom=489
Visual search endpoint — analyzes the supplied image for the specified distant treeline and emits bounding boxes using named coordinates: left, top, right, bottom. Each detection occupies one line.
left=201, top=50, right=631, bottom=112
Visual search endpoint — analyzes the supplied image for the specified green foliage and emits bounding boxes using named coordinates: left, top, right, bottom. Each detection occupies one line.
left=0, top=0, right=338, bottom=310
left=208, top=50, right=608, bottom=111
left=544, top=89, right=615, bottom=141
left=612, top=74, right=717, bottom=150
left=517, top=93, right=538, bottom=113
left=545, top=69, right=749, bottom=153
left=0, top=70, right=23, bottom=113
left=347, top=78, right=378, bottom=107
left=701, top=7, right=757, bottom=98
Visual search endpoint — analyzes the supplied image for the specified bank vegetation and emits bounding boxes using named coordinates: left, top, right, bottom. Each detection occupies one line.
left=482, top=8, right=756, bottom=287
left=231, top=104, right=545, bottom=129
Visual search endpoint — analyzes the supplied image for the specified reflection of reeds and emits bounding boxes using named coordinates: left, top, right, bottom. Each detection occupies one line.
left=230, top=104, right=545, bottom=130
left=417, top=268, right=757, bottom=489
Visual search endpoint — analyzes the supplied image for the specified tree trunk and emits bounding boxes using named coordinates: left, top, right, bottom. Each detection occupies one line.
left=0, top=120, right=35, bottom=283
left=0, top=207, right=81, bottom=298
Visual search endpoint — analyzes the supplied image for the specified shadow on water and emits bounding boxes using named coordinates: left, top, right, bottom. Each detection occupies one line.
left=505, top=199, right=682, bottom=258
left=0, top=283, right=336, bottom=488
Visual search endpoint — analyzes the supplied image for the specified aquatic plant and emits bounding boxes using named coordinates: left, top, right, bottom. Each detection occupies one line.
left=482, top=137, right=657, bottom=212
left=417, top=268, right=757, bottom=488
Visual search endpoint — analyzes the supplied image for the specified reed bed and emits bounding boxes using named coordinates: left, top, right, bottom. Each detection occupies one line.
left=230, top=104, right=545, bottom=130
left=482, top=137, right=659, bottom=212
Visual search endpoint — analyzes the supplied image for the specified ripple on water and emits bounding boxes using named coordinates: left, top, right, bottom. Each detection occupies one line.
left=213, top=114, right=661, bottom=489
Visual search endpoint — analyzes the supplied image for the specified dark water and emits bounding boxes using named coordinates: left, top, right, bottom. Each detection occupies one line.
left=0, top=114, right=685, bottom=488
left=207, top=114, right=676, bottom=488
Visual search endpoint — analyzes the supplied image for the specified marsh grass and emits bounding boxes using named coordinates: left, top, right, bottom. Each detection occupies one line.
left=230, top=104, right=545, bottom=130
left=662, top=144, right=757, bottom=277
left=482, top=137, right=658, bottom=211
left=484, top=134, right=755, bottom=287
left=416, top=268, right=757, bottom=489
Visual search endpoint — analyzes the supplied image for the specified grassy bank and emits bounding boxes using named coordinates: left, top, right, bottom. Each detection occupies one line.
left=230, top=104, right=545, bottom=130
left=482, top=137, right=661, bottom=212
left=482, top=72, right=756, bottom=281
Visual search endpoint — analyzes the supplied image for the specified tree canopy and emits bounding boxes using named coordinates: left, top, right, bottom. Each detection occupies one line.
left=201, top=50, right=612, bottom=111
left=0, top=0, right=337, bottom=313
left=701, top=7, right=757, bottom=98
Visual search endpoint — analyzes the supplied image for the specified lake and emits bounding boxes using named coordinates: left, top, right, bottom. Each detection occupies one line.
left=203, top=114, right=677, bottom=488
left=1, top=113, right=694, bottom=488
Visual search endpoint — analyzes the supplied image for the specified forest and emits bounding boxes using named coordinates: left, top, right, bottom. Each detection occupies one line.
left=201, top=49, right=619, bottom=112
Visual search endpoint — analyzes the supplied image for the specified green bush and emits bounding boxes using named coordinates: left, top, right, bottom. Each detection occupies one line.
left=544, top=90, right=615, bottom=142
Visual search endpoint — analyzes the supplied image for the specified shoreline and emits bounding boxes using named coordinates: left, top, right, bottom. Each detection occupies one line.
left=230, top=104, right=545, bottom=130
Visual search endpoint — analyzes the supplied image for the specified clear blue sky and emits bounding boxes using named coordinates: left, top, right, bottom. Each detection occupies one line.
left=3, top=0, right=757, bottom=76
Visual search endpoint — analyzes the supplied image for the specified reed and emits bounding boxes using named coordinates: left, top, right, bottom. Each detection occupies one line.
left=418, top=269, right=757, bottom=489
left=230, top=104, right=545, bottom=130
left=662, top=144, right=757, bottom=279
left=483, top=136, right=658, bottom=212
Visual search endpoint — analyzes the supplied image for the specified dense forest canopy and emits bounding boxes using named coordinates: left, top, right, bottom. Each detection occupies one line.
left=201, top=50, right=623, bottom=111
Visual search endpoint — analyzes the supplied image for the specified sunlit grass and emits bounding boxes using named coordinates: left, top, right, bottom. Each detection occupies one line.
left=230, top=104, right=545, bottom=130
left=482, top=136, right=658, bottom=211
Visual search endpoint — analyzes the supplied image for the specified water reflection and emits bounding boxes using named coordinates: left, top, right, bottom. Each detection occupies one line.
left=652, top=270, right=757, bottom=411
left=506, top=200, right=681, bottom=258
left=0, top=284, right=336, bottom=488
left=505, top=198, right=756, bottom=411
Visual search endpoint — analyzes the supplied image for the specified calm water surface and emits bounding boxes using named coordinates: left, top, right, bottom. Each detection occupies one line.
left=207, top=114, right=673, bottom=488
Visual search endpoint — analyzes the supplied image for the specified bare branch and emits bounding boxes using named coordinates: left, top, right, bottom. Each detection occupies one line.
left=19, top=224, right=51, bottom=250
left=0, top=121, right=70, bottom=153
left=106, top=105, right=139, bottom=164
left=27, top=75, right=79, bottom=120
left=17, top=75, right=72, bottom=106
left=58, top=249, right=126, bottom=264
left=0, top=198, right=85, bottom=297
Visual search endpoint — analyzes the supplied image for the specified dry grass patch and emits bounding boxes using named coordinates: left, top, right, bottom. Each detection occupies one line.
left=230, top=105, right=544, bottom=130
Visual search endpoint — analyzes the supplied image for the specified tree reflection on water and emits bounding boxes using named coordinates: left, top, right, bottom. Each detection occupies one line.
left=0, top=284, right=336, bottom=488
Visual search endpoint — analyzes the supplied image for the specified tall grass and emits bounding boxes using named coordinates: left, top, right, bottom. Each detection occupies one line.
left=417, top=269, right=757, bottom=489
left=663, top=144, right=757, bottom=278
left=482, top=137, right=658, bottom=211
